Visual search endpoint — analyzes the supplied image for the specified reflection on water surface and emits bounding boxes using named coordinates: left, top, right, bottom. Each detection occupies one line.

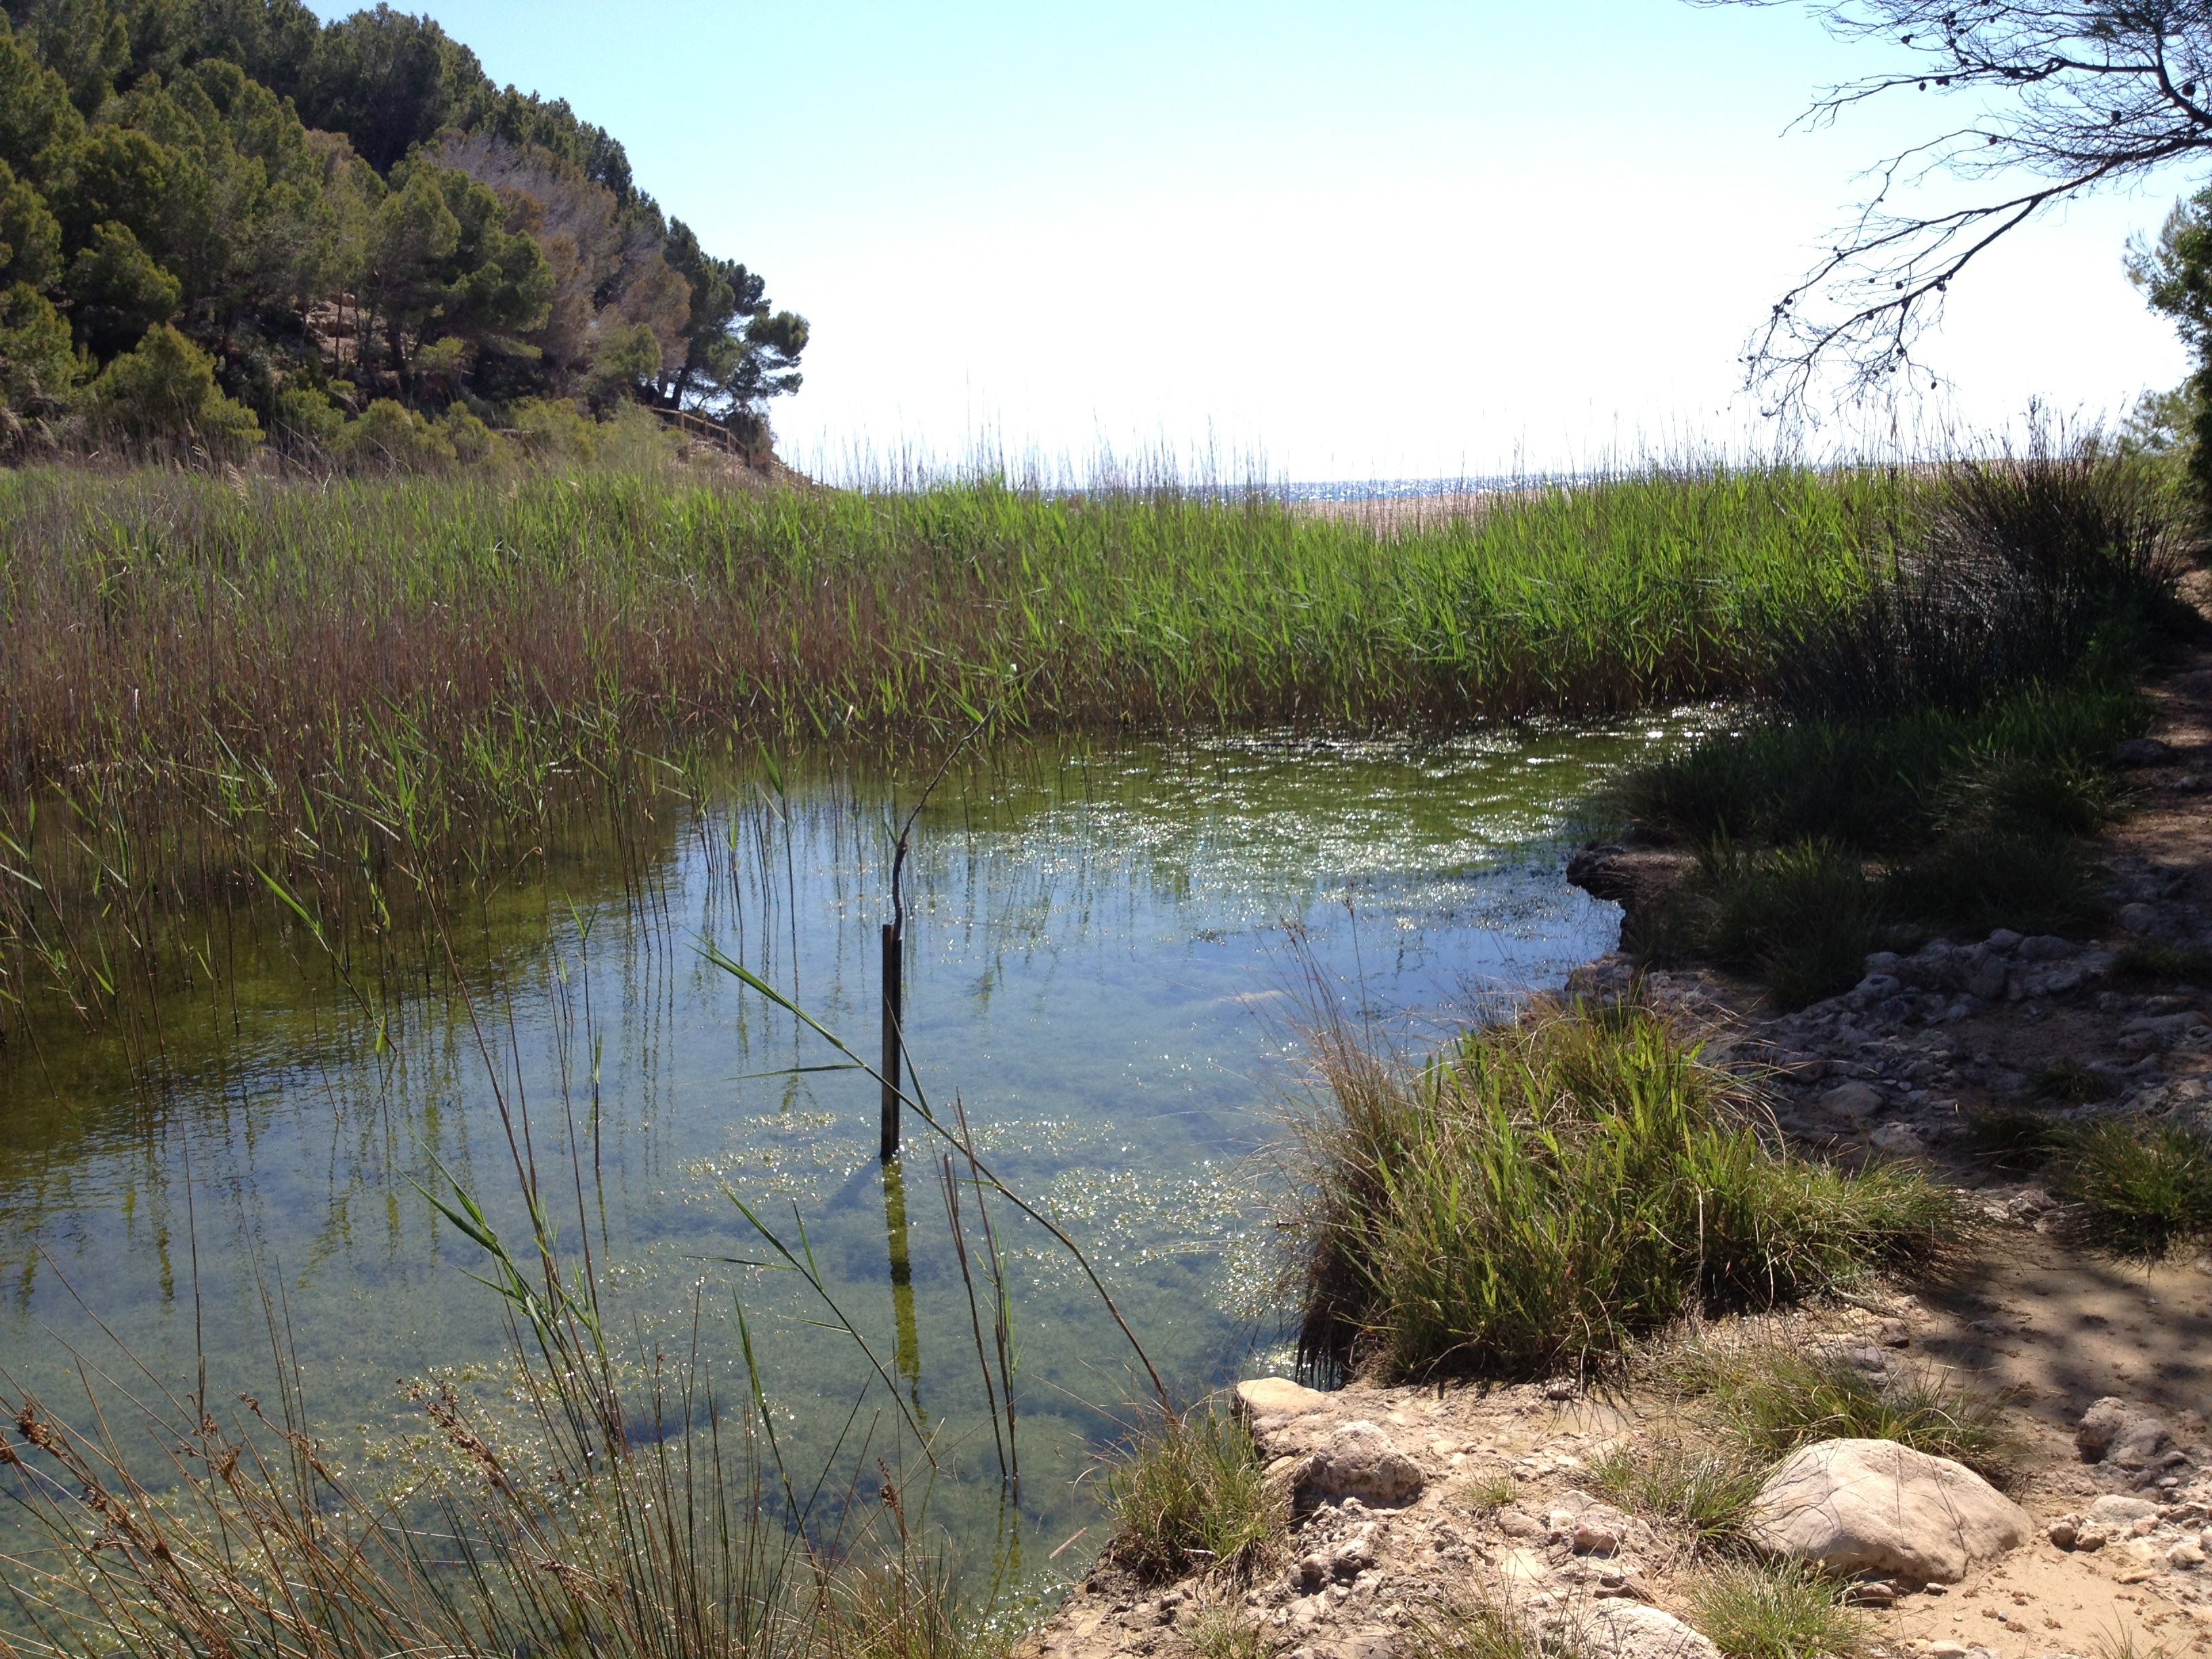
left=0, top=719, right=1705, bottom=1586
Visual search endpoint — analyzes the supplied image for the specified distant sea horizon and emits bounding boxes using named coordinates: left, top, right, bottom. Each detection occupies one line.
left=1272, top=475, right=1561, bottom=501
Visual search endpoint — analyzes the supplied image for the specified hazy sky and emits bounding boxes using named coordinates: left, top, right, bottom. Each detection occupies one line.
left=309, top=1, right=2198, bottom=478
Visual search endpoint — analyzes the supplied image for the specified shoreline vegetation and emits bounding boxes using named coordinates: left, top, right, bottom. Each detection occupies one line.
left=0, top=443, right=1912, bottom=1046
left=3, top=433, right=2207, bottom=1658
left=12, top=1, right=2212, bottom=1654
left=4, top=432, right=2190, bottom=1052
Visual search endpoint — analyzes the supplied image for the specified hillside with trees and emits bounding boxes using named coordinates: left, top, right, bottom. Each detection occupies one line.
left=0, top=0, right=807, bottom=464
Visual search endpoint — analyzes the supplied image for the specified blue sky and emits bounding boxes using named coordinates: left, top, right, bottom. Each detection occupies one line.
left=310, top=1, right=2196, bottom=478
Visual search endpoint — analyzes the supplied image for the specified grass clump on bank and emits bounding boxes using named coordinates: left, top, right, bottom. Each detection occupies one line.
left=1664, top=1337, right=2012, bottom=1480
left=1286, top=996, right=1951, bottom=1383
left=2116, top=942, right=2212, bottom=985
left=1614, top=448, right=2196, bottom=1006
left=2050, top=1120, right=2212, bottom=1257
left=1589, top=1439, right=1769, bottom=1552
left=1687, top=1561, right=1872, bottom=1659
left=1103, top=1403, right=1286, bottom=1584
left=1962, top=1105, right=2212, bottom=1258
left=1593, top=1323, right=2013, bottom=1568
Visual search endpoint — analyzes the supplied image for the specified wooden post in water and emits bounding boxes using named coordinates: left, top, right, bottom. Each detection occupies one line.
left=880, top=921, right=903, bottom=1159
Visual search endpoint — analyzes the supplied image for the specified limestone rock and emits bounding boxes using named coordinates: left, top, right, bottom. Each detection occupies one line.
left=1573, top=1504, right=1633, bottom=1555
left=1496, top=1545, right=1550, bottom=1591
left=1965, top=957, right=2009, bottom=1001
left=2085, top=1494, right=2159, bottom=1526
left=1541, top=1601, right=1719, bottom=1659
left=1869, top=1123, right=1929, bottom=1158
left=1746, top=1437, right=2032, bottom=1582
left=2076, top=1399, right=2176, bottom=1470
left=1498, top=1508, right=1543, bottom=1538
left=1294, top=1420, right=1424, bottom=1509
left=1821, top=1081, right=1885, bottom=1122
left=1237, top=1377, right=1333, bottom=1421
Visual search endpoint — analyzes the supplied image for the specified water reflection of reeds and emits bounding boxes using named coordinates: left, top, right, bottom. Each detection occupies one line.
left=0, top=723, right=1698, bottom=1614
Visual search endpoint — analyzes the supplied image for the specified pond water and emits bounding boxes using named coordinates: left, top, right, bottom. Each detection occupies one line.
left=0, top=717, right=1705, bottom=1597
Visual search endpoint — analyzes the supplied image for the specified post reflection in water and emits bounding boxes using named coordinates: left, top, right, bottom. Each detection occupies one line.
left=882, top=1156, right=924, bottom=1418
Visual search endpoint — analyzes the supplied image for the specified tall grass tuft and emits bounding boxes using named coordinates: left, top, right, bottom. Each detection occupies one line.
left=1626, top=840, right=1889, bottom=1011
left=1639, top=1325, right=2014, bottom=1481
left=1686, top=1561, right=1871, bottom=1659
left=1103, top=1403, right=1285, bottom=1585
left=1589, top=1439, right=1768, bottom=1553
left=0, top=1225, right=975, bottom=1659
left=1612, top=447, right=2192, bottom=999
left=1618, top=682, right=2150, bottom=855
left=1761, top=449, right=2186, bottom=723
left=2048, top=1121, right=2212, bottom=1258
left=1285, top=996, right=1952, bottom=1382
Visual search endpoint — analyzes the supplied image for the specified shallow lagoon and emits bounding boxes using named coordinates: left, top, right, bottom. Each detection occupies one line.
left=0, top=716, right=1706, bottom=1589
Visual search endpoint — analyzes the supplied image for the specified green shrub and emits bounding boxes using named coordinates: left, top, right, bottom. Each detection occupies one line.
left=0, top=281, right=78, bottom=418
left=509, top=395, right=598, bottom=464
left=2048, top=1121, right=2212, bottom=1258
left=1687, top=1561, right=1870, bottom=1659
left=1104, top=1402, right=1284, bottom=1583
left=337, top=398, right=457, bottom=472
left=64, top=222, right=182, bottom=360
left=269, top=384, right=346, bottom=457
left=1290, top=999, right=1951, bottom=1381
left=441, top=401, right=506, bottom=466
left=594, top=398, right=684, bottom=470
left=83, top=323, right=260, bottom=460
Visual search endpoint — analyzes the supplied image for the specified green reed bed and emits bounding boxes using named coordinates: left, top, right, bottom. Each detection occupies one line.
left=0, top=459, right=1902, bottom=798
left=0, top=458, right=1907, bottom=1043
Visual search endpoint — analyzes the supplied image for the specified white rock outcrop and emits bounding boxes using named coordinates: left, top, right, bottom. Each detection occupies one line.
left=1292, top=1420, right=1425, bottom=1509
left=1538, top=1601, right=1719, bottom=1659
left=1745, top=1437, right=2031, bottom=1582
left=1235, top=1376, right=1333, bottom=1420
left=2076, top=1397, right=2177, bottom=1471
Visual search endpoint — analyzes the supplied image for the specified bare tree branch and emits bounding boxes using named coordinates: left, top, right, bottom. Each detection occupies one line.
left=1697, top=1, right=2212, bottom=412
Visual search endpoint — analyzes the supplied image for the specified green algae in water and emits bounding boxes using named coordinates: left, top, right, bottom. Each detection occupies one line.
left=0, top=718, right=1706, bottom=1596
